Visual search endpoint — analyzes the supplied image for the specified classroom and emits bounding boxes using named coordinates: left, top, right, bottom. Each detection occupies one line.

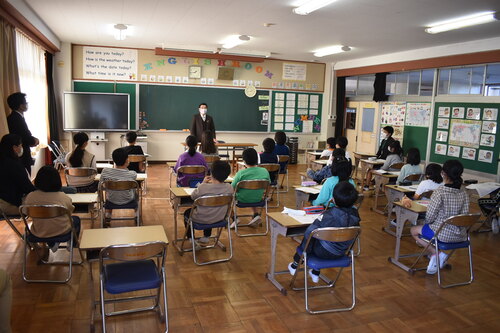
left=0, top=0, right=499, bottom=332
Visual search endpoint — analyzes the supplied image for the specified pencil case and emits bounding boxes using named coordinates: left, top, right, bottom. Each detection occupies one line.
left=303, top=206, right=324, bottom=214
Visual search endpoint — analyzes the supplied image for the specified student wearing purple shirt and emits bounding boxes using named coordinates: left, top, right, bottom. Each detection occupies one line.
left=175, top=135, right=209, bottom=187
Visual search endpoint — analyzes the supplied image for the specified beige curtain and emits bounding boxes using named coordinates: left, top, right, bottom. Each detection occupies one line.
left=0, top=19, right=20, bottom=138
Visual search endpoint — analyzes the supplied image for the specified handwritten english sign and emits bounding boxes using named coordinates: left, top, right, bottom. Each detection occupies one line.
left=83, top=47, right=137, bottom=80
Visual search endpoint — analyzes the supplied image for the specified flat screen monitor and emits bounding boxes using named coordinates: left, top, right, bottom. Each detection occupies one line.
left=63, top=92, right=129, bottom=131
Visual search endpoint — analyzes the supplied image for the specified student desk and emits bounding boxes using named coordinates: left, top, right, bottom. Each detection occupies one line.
left=96, top=162, right=113, bottom=172
left=388, top=200, right=427, bottom=272
left=169, top=187, right=194, bottom=251
left=79, top=225, right=169, bottom=329
left=311, top=159, right=328, bottom=171
left=305, top=151, right=323, bottom=169
left=294, top=185, right=322, bottom=209
left=360, top=158, right=385, bottom=189
left=265, top=212, right=310, bottom=295
left=371, top=170, right=400, bottom=215
left=68, top=193, right=99, bottom=225
left=383, top=185, right=417, bottom=236
left=353, top=152, right=376, bottom=179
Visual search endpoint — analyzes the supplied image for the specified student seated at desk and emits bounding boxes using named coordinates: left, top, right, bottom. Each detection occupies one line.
left=183, top=160, right=233, bottom=245
left=312, top=159, right=355, bottom=208
left=363, top=140, right=402, bottom=191
left=123, top=131, right=145, bottom=173
left=100, top=148, right=138, bottom=220
left=397, top=148, right=422, bottom=185
left=288, top=181, right=360, bottom=283
left=376, top=126, right=395, bottom=160
left=307, top=138, right=351, bottom=182
left=412, top=163, right=443, bottom=200
left=273, top=131, right=290, bottom=173
left=231, top=148, right=270, bottom=227
left=24, top=166, right=80, bottom=251
left=259, top=138, right=279, bottom=184
left=65, top=132, right=98, bottom=193
left=175, top=135, right=209, bottom=187
left=0, top=134, right=35, bottom=215
left=410, top=160, right=469, bottom=274
left=320, top=137, right=336, bottom=158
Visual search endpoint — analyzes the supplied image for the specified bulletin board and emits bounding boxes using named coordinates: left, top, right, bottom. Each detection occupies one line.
left=270, top=91, right=322, bottom=133
left=430, top=102, right=499, bottom=174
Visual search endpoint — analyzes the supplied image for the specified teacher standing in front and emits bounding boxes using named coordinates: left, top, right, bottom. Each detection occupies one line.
left=190, top=103, right=216, bottom=142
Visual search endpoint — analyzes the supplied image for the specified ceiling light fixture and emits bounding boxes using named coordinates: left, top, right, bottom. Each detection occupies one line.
left=219, top=49, right=271, bottom=58
left=313, top=45, right=351, bottom=57
left=161, top=43, right=217, bottom=54
left=425, top=11, right=499, bottom=34
left=114, top=24, right=128, bottom=40
left=221, top=35, right=251, bottom=49
left=293, top=0, right=338, bottom=15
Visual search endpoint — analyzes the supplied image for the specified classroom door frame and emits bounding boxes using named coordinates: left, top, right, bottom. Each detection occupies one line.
left=345, top=101, right=380, bottom=155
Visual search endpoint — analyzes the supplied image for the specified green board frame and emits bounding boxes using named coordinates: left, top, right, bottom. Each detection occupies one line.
left=430, top=102, right=499, bottom=175
left=271, top=91, right=322, bottom=133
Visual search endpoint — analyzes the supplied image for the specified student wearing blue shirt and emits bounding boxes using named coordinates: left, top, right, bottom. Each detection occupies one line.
left=312, top=159, right=355, bottom=207
left=272, top=131, right=290, bottom=173
left=397, top=147, right=422, bottom=184
left=259, top=138, right=279, bottom=184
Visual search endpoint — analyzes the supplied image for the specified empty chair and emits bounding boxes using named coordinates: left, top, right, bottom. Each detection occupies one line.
left=98, top=180, right=141, bottom=228
left=98, top=241, right=168, bottom=333
left=277, top=155, right=290, bottom=193
left=290, top=226, right=361, bottom=314
left=409, top=213, right=480, bottom=288
left=259, top=163, right=281, bottom=207
left=179, top=194, right=233, bottom=265
left=19, top=204, right=83, bottom=283
left=232, top=180, right=270, bottom=237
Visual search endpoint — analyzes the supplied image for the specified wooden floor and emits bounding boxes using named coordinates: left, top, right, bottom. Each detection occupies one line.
left=2, top=163, right=500, bottom=332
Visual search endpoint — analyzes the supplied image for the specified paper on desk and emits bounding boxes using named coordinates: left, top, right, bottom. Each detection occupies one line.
left=466, top=182, right=500, bottom=198
left=291, top=214, right=320, bottom=224
left=282, top=207, right=306, bottom=216
left=388, top=171, right=401, bottom=176
left=373, top=169, right=388, bottom=174
left=295, top=186, right=321, bottom=194
left=397, top=185, right=418, bottom=191
left=184, top=188, right=195, bottom=195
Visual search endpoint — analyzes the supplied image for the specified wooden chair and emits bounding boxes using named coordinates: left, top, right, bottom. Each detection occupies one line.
left=259, top=163, right=281, bottom=207
left=389, top=162, right=405, bottom=170
left=98, top=241, right=168, bottom=333
left=403, top=173, right=422, bottom=183
left=19, top=205, right=83, bottom=283
left=175, top=165, right=207, bottom=188
left=290, top=226, right=361, bottom=314
left=64, top=167, right=98, bottom=191
left=409, top=213, right=481, bottom=288
left=277, top=155, right=290, bottom=193
left=180, top=194, right=234, bottom=265
left=98, top=180, right=141, bottom=228
left=232, top=180, right=270, bottom=237
left=419, top=190, right=434, bottom=199
left=128, top=154, right=148, bottom=192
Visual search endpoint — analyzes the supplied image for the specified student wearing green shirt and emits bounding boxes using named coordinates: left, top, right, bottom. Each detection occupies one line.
left=232, top=148, right=270, bottom=226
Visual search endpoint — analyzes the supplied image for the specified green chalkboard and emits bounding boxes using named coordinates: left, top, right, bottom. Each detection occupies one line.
left=430, top=102, right=499, bottom=175
left=402, top=127, right=428, bottom=157
left=139, top=85, right=269, bottom=131
left=73, top=81, right=136, bottom=129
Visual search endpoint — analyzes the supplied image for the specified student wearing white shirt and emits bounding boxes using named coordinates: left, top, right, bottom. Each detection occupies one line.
left=413, top=163, right=443, bottom=199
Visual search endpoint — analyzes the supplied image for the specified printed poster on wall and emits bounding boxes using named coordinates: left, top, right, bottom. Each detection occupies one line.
left=448, top=119, right=481, bottom=148
left=405, top=102, right=431, bottom=127
left=83, top=46, right=138, bottom=80
left=282, top=63, right=307, bottom=81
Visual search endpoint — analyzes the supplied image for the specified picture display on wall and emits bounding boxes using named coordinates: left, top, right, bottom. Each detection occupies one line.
left=437, top=118, right=449, bottom=129
left=272, top=91, right=322, bottom=132
left=451, top=107, right=465, bottom=118
left=462, top=147, right=476, bottom=160
left=449, top=119, right=481, bottom=148
left=478, top=150, right=493, bottom=163
left=465, top=107, right=481, bottom=120
left=436, top=130, right=448, bottom=142
left=438, top=107, right=450, bottom=117
left=480, top=134, right=495, bottom=147
left=405, top=102, right=431, bottom=127
left=482, top=121, right=497, bottom=133
left=448, top=145, right=460, bottom=157
left=483, top=108, right=498, bottom=120
left=435, top=143, right=447, bottom=155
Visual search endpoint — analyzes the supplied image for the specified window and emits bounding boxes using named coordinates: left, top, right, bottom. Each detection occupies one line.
left=345, top=77, right=357, bottom=96
left=395, top=72, right=409, bottom=95
left=439, top=65, right=487, bottom=95
left=345, top=107, right=356, bottom=129
left=385, top=70, right=434, bottom=96
left=357, top=75, right=375, bottom=95
left=485, top=64, right=500, bottom=96
left=420, top=69, right=434, bottom=96
left=438, top=69, right=450, bottom=94
left=408, top=71, right=420, bottom=95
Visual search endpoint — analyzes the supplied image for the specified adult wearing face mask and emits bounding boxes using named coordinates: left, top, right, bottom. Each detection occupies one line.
left=7, top=92, right=39, bottom=175
left=190, top=103, right=216, bottom=142
left=0, top=134, right=35, bottom=215
left=376, top=125, right=395, bottom=160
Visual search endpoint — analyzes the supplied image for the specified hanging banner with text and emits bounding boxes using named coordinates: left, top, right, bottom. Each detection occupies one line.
left=83, top=46, right=138, bottom=80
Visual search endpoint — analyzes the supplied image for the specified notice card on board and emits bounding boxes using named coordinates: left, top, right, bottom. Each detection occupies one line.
left=83, top=46, right=138, bottom=81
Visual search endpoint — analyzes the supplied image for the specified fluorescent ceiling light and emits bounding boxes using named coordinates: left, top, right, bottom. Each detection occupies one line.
left=293, top=0, right=338, bottom=15
left=425, top=11, right=498, bottom=34
left=161, top=44, right=217, bottom=53
left=221, top=35, right=250, bottom=49
left=219, top=49, right=271, bottom=58
left=114, top=24, right=128, bottom=40
left=313, top=45, right=351, bottom=57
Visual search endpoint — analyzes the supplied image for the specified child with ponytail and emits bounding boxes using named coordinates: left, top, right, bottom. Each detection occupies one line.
left=410, top=159, right=469, bottom=275
left=174, top=135, right=209, bottom=187
left=65, top=132, right=97, bottom=192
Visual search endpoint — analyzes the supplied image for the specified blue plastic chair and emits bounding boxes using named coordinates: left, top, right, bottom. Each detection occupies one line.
left=98, top=241, right=168, bottom=333
left=409, top=213, right=480, bottom=288
left=289, top=226, right=361, bottom=314
left=232, top=179, right=270, bottom=237
left=179, top=194, right=234, bottom=265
